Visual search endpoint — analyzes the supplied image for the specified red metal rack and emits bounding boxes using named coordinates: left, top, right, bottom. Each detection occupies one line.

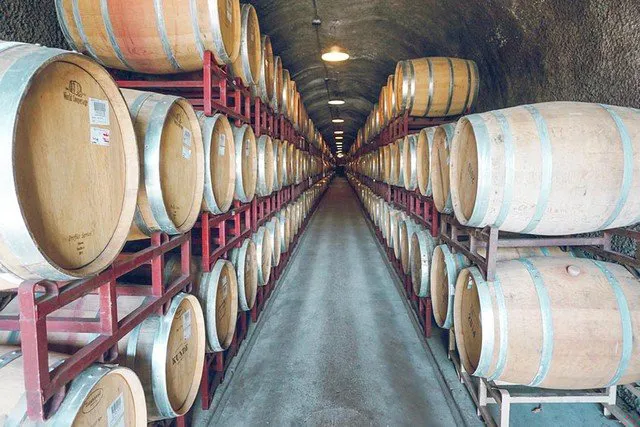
left=0, top=232, right=192, bottom=422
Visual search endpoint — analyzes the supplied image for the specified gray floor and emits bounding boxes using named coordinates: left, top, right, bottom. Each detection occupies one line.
left=197, top=178, right=620, bottom=427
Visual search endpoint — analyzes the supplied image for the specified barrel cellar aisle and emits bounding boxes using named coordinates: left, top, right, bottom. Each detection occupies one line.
left=197, top=177, right=467, bottom=425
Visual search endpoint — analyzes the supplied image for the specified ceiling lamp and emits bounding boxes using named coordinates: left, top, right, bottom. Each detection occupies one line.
left=328, top=99, right=345, bottom=105
left=337, top=153, right=345, bottom=158
left=334, top=130, right=344, bottom=135
left=322, top=47, right=350, bottom=62
left=332, top=118, right=344, bottom=123
left=335, top=136, right=343, bottom=140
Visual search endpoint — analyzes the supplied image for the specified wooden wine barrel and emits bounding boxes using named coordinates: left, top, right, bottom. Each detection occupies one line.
left=416, top=127, right=436, bottom=196
left=386, top=75, right=397, bottom=120
left=431, top=245, right=571, bottom=330
left=388, top=209, right=403, bottom=256
left=281, top=69, right=291, bottom=118
left=55, top=0, right=241, bottom=73
left=123, top=89, right=204, bottom=240
left=230, top=4, right=262, bottom=87
left=230, top=238, right=258, bottom=311
left=253, top=226, right=273, bottom=286
left=278, top=139, right=290, bottom=187
left=430, top=123, right=457, bottom=214
left=232, top=124, right=257, bottom=203
left=394, top=57, right=479, bottom=117
left=402, top=134, right=419, bottom=191
left=454, top=257, right=640, bottom=389
left=0, top=346, right=147, bottom=426
left=450, top=102, right=640, bottom=235
left=277, top=210, right=290, bottom=253
left=256, top=135, right=275, bottom=196
left=197, top=259, right=238, bottom=352
left=399, top=219, right=423, bottom=275
left=378, top=86, right=388, bottom=128
left=0, top=42, right=138, bottom=281
left=198, top=112, right=236, bottom=214
left=254, top=35, right=274, bottom=103
left=266, top=217, right=282, bottom=267
left=287, top=143, right=297, bottom=186
left=381, top=145, right=392, bottom=184
left=271, top=56, right=284, bottom=112
left=410, top=230, right=437, bottom=297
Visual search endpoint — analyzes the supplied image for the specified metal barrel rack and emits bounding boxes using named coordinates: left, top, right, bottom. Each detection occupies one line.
left=438, top=214, right=640, bottom=425
left=347, top=172, right=438, bottom=338
left=0, top=232, right=193, bottom=423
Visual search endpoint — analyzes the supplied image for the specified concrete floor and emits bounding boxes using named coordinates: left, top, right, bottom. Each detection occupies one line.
left=195, top=178, right=620, bottom=426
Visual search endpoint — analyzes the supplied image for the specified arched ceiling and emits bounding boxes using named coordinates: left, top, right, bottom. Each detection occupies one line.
left=248, top=0, right=640, bottom=153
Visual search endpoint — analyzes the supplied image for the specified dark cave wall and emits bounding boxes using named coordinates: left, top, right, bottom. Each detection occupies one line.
left=0, top=1, right=67, bottom=49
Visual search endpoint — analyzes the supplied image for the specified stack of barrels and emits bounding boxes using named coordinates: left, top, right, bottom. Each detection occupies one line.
left=0, top=0, right=333, bottom=419
left=348, top=98, right=640, bottom=391
left=358, top=56, right=479, bottom=144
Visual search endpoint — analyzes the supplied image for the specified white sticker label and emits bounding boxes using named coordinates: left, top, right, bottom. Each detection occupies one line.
left=90, top=127, right=110, bottom=146
left=107, top=393, right=125, bottom=427
left=89, top=98, right=110, bottom=126
left=182, top=310, right=192, bottom=340
left=226, top=0, right=232, bottom=22
left=218, top=134, right=226, bottom=156
left=183, top=128, right=192, bottom=147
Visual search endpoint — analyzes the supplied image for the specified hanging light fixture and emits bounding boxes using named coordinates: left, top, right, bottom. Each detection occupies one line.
left=334, top=130, right=344, bottom=135
left=322, top=46, right=349, bottom=62
left=328, top=99, right=345, bottom=105
left=332, top=118, right=344, bottom=123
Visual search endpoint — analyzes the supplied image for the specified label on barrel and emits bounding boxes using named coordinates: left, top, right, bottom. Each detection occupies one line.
left=226, top=0, right=232, bottom=22
left=107, top=393, right=125, bottom=427
left=89, top=98, right=110, bottom=126
left=219, top=134, right=226, bottom=156
left=182, top=309, right=192, bottom=340
left=182, top=128, right=192, bottom=159
left=90, top=127, right=110, bottom=146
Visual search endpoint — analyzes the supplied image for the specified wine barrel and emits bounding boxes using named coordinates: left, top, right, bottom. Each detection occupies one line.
left=197, top=259, right=238, bottom=352
left=399, top=219, right=423, bottom=275
left=450, top=102, right=640, bottom=235
left=394, top=57, right=479, bottom=117
left=388, top=209, right=403, bottom=256
left=431, top=245, right=570, bottom=329
left=55, top=0, right=241, bottom=73
left=272, top=139, right=284, bottom=191
left=253, top=227, right=273, bottom=286
left=271, top=56, right=284, bottom=112
left=281, top=70, right=291, bottom=118
left=386, top=75, right=397, bottom=120
left=256, top=135, right=275, bottom=197
left=454, top=257, right=640, bottom=389
left=230, top=238, right=258, bottom=311
left=278, top=139, right=290, bottom=187
left=416, top=127, right=436, bottom=196
left=232, top=124, right=257, bottom=203
left=430, top=123, right=457, bottom=214
left=198, top=112, right=236, bottom=214
left=0, top=346, right=147, bottom=426
left=230, top=4, right=262, bottom=87
left=123, top=89, right=204, bottom=239
left=410, top=230, right=437, bottom=297
left=287, top=143, right=297, bottom=186
left=254, top=35, right=274, bottom=103
left=277, top=210, right=290, bottom=253
left=266, top=217, right=282, bottom=267
left=0, top=42, right=138, bottom=281
left=402, top=134, right=419, bottom=191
